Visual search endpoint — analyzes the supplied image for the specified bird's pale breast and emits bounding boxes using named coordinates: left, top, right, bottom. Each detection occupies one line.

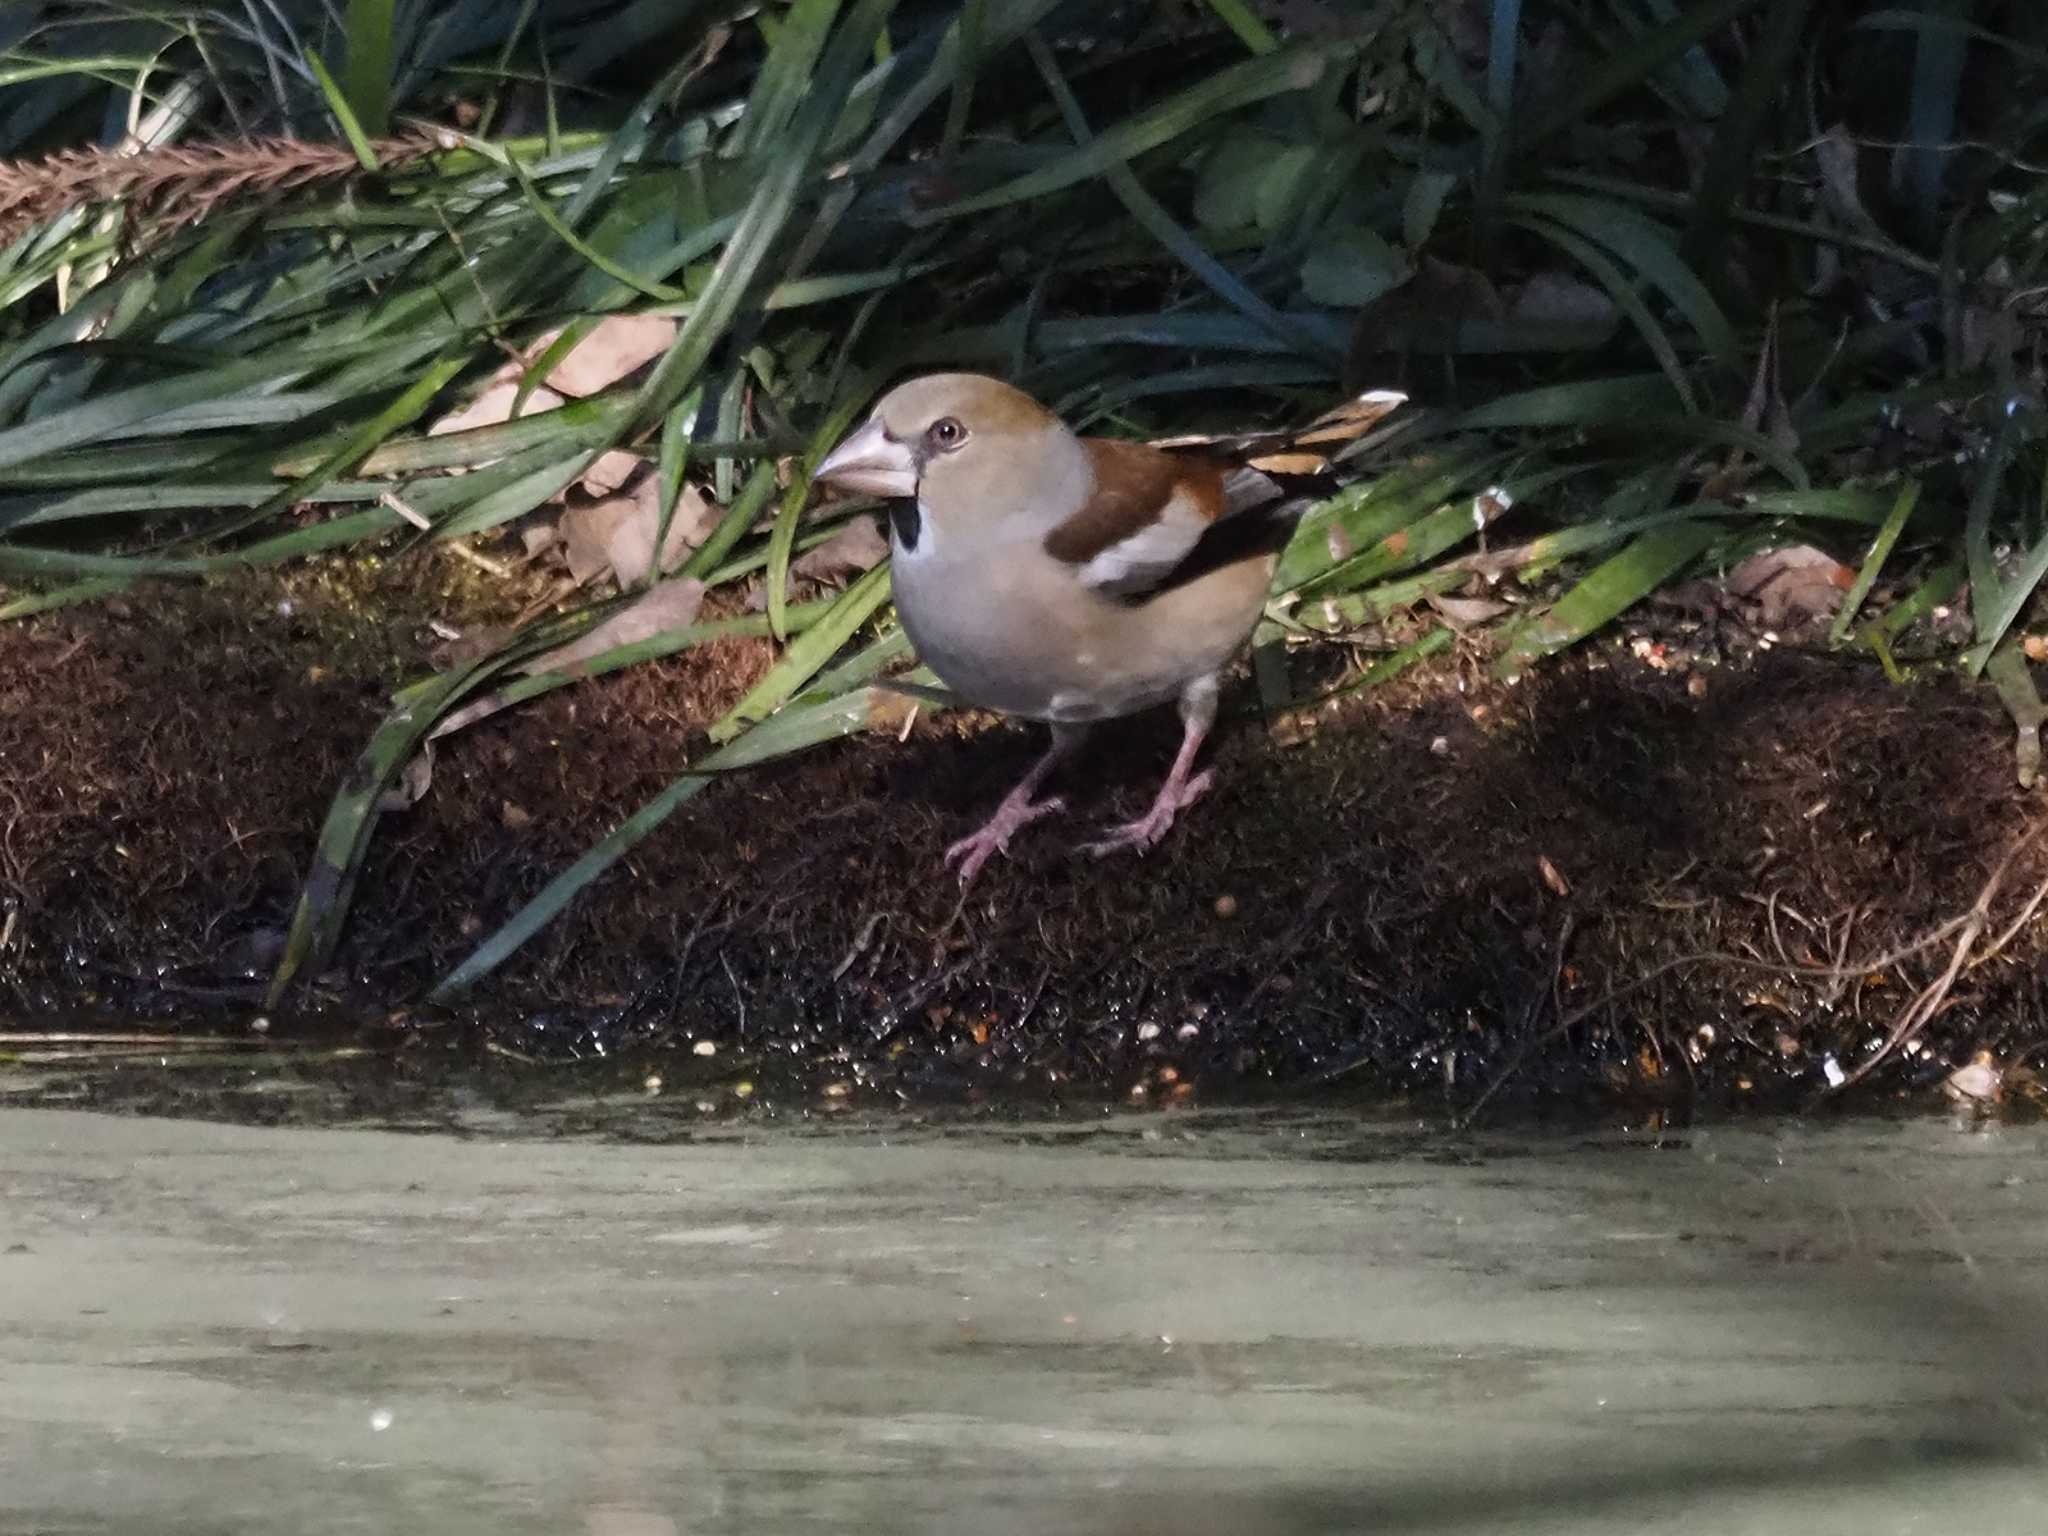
left=891, top=528, right=1271, bottom=723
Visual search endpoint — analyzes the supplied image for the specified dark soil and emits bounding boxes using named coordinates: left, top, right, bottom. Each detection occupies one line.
left=3, top=553, right=2045, bottom=1125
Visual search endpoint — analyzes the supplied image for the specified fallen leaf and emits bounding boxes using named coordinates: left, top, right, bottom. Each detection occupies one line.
left=557, top=497, right=632, bottom=585
left=607, top=481, right=720, bottom=588
left=541, top=314, right=677, bottom=397
left=790, top=515, right=888, bottom=582
left=521, top=578, right=707, bottom=675
left=427, top=380, right=564, bottom=437
left=558, top=479, right=720, bottom=587
left=1510, top=271, right=1617, bottom=328
left=1430, top=593, right=1510, bottom=628
left=1244, top=450, right=1332, bottom=475
left=377, top=744, right=434, bottom=812
left=432, top=623, right=513, bottom=668
left=579, top=449, right=644, bottom=497
left=1726, top=544, right=1854, bottom=629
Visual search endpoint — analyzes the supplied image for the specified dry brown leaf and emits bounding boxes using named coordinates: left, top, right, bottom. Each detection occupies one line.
left=558, top=479, right=719, bottom=588
left=607, top=480, right=719, bottom=588
left=557, top=497, right=632, bottom=585
left=1726, top=544, right=1854, bottom=629
left=521, top=578, right=706, bottom=675
left=1430, top=593, right=1511, bottom=628
left=541, top=314, right=677, bottom=397
left=1244, top=450, right=1332, bottom=475
left=579, top=449, right=644, bottom=497
left=427, top=379, right=564, bottom=437
left=432, top=623, right=514, bottom=668
left=1510, top=271, right=1616, bottom=328
left=790, top=515, right=888, bottom=582
left=377, top=744, right=435, bottom=812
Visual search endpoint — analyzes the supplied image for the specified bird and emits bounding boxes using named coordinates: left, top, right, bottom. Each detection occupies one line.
left=814, top=373, right=1403, bottom=886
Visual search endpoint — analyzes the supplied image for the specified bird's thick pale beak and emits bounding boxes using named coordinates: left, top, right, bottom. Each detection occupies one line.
left=815, top=416, right=918, bottom=499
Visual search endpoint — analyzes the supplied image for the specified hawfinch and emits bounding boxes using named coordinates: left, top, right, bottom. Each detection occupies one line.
left=816, top=373, right=1402, bottom=885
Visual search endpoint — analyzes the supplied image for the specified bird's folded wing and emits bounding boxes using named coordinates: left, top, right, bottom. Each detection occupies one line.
left=1147, top=388, right=1407, bottom=470
left=1043, top=438, right=1226, bottom=598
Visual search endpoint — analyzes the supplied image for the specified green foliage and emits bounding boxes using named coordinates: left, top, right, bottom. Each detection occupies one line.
left=2, top=0, right=2046, bottom=992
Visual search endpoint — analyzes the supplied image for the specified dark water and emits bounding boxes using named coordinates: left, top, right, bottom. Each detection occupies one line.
left=3, top=1102, right=2046, bottom=1534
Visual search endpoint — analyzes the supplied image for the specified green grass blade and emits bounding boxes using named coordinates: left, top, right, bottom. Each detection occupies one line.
left=1453, top=374, right=1681, bottom=429
left=627, top=0, right=898, bottom=434
left=1509, top=192, right=1737, bottom=368
left=1202, top=0, right=1280, bottom=53
left=1023, top=31, right=1336, bottom=363
left=678, top=460, right=782, bottom=581
left=304, top=48, right=382, bottom=171
left=430, top=673, right=931, bottom=998
left=918, top=40, right=1357, bottom=221
left=343, top=0, right=395, bottom=137
left=1495, top=518, right=1719, bottom=679
left=765, top=387, right=876, bottom=640
left=1510, top=212, right=1696, bottom=410
left=710, top=559, right=896, bottom=742
left=266, top=612, right=608, bottom=1003
left=1521, top=0, right=1769, bottom=153
left=1829, top=480, right=1921, bottom=644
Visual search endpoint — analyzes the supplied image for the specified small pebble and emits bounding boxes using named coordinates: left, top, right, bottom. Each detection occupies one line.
left=1136, top=1022, right=1162, bottom=1042
left=1945, top=1052, right=2002, bottom=1104
left=1214, top=893, right=1239, bottom=919
left=692, top=1040, right=718, bottom=1057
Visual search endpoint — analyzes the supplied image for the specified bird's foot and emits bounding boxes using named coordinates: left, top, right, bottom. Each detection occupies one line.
left=1081, top=769, right=1215, bottom=858
left=945, top=795, right=1067, bottom=886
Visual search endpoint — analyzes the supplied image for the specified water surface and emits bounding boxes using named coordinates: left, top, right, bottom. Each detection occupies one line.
left=4, top=1106, right=2044, bottom=1533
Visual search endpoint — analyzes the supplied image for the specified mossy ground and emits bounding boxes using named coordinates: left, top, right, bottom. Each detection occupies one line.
left=2, top=551, right=2043, bottom=1123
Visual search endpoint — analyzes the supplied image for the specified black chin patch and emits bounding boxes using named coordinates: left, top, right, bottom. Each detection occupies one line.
left=887, top=498, right=922, bottom=553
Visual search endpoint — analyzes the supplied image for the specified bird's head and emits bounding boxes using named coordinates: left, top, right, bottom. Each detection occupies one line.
left=815, top=373, right=1085, bottom=550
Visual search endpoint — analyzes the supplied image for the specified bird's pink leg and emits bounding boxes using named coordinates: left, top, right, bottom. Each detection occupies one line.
left=1083, top=675, right=1220, bottom=858
left=946, top=725, right=1085, bottom=887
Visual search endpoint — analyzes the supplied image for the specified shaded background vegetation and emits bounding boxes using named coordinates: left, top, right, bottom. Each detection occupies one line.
left=1, top=0, right=2045, bottom=1008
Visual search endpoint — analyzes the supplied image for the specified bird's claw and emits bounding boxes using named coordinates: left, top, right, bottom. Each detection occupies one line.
left=1081, top=770, right=1214, bottom=858
left=945, top=795, right=1066, bottom=886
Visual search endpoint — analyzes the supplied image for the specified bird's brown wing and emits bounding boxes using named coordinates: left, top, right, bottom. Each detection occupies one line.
left=1042, top=438, right=1229, bottom=599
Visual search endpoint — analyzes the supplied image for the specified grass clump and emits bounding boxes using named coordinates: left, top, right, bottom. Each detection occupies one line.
left=0, top=0, right=2044, bottom=998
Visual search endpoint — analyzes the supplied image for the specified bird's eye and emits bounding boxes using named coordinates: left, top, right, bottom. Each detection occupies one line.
left=927, top=417, right=966, bottom=451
